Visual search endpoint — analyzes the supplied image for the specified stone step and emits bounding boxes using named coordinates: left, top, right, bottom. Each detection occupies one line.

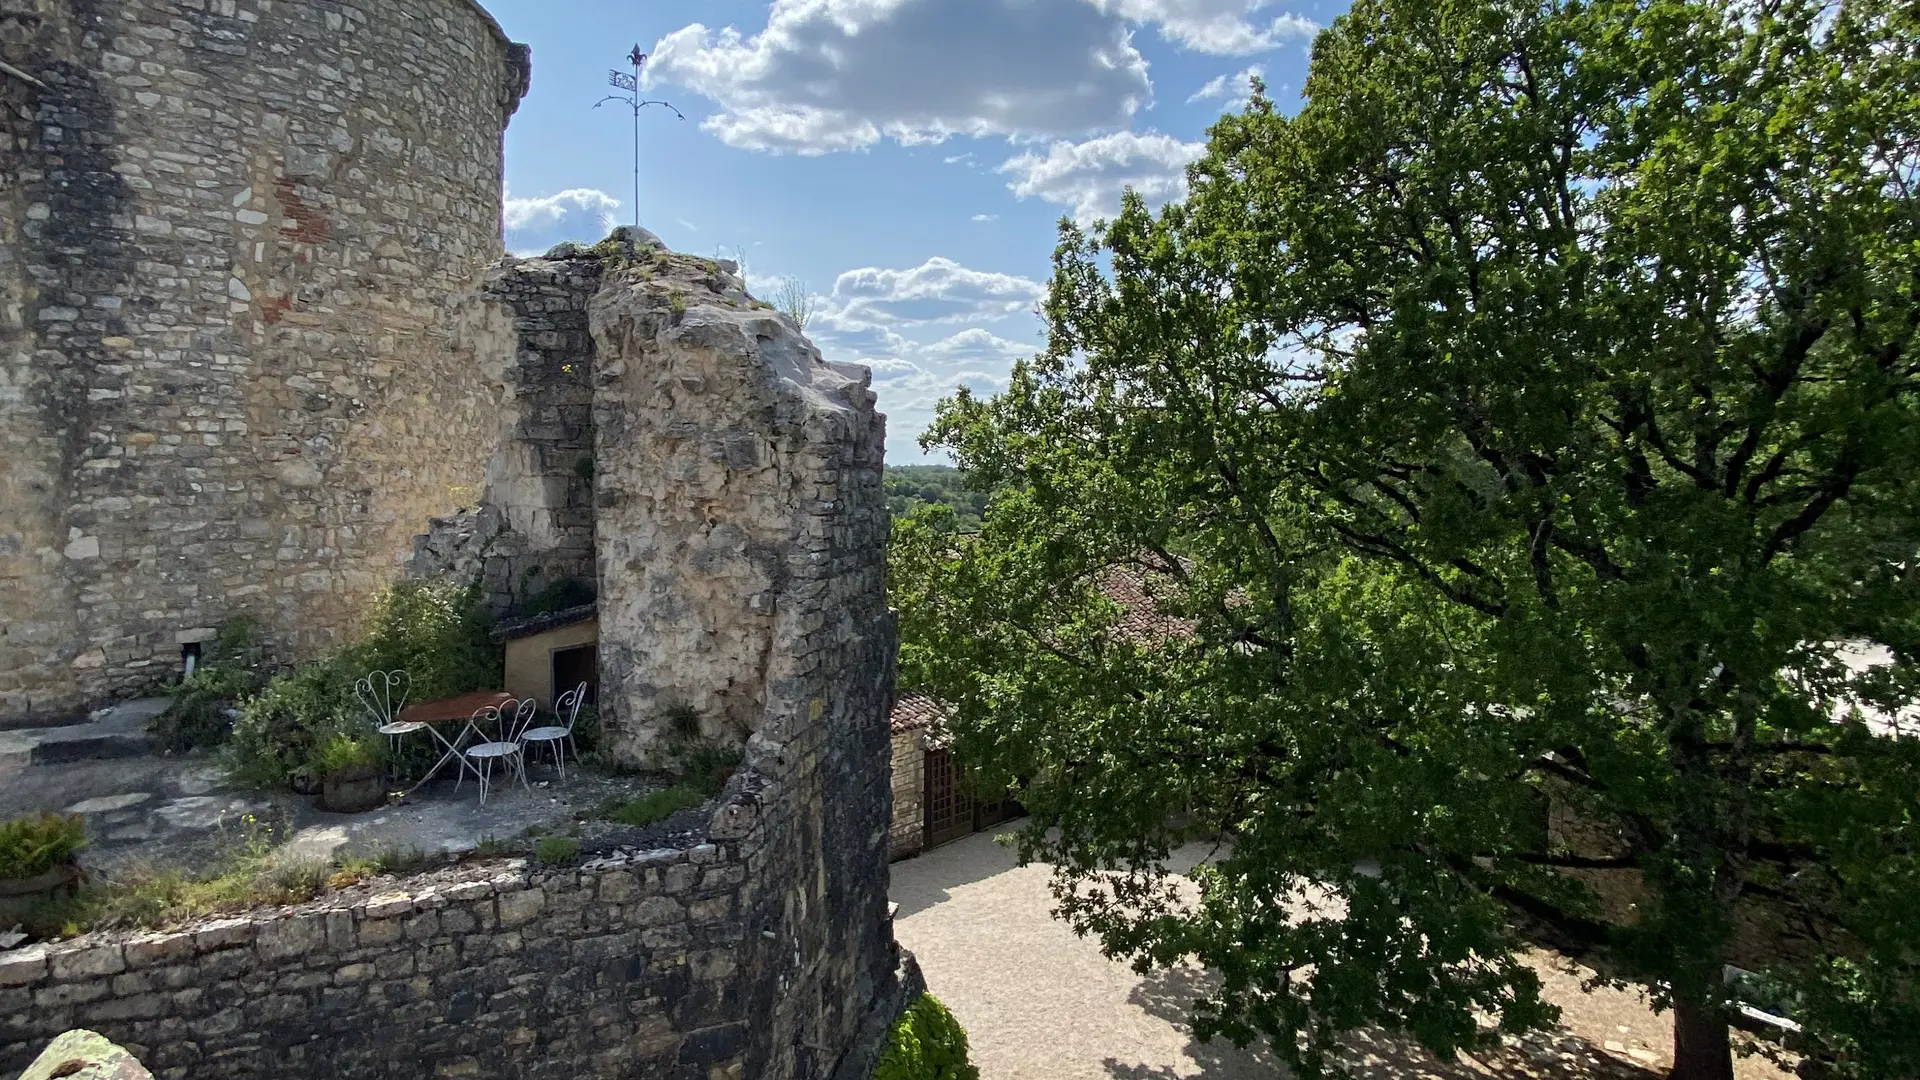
left=0, top=697, right=171, bottom=778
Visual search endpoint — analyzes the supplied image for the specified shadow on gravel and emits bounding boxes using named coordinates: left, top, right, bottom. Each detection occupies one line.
left=1106, top=964, right=1662, bottom=1080
left=889, top=827, right=1027, bottom=920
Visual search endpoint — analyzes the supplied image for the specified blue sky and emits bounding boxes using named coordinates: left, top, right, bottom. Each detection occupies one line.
left=484, top=0, right=1346, bottom=462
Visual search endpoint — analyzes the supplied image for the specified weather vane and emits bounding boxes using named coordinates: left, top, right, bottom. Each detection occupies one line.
left=595, top=44, right=685, bottom=230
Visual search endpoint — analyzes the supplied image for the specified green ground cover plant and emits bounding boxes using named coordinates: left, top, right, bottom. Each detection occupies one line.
left=0, top=813, right=86, bottom=881
left=874, top=994, right=979, bottom=1080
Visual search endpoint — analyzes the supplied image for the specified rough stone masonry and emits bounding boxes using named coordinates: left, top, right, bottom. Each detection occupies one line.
left=0, top=0, right=529, bottom=726
left=1, top=237, right=917, bottom=1078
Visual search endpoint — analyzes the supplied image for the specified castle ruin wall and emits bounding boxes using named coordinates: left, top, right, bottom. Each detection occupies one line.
left=0, top=0, right=529, bottom=726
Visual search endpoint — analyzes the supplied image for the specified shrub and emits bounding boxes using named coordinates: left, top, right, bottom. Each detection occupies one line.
left=0, top=813, right=86, bottom=881
left=874, top=994, right=979, bottom=1080
left=224, top=578, right=499, bottom=789
left=309, top=731, right=385, bottom=778
left=533, top=836, right=582, bottom=865
left=224, top=655, right=360, bottom=789
left=349, top=578, right=500, bottom=700
left=679, top=742, right=744, bottom=797
left=600, top=786, right=705, bottom=827
left=151, top=618, right=264, bottom=752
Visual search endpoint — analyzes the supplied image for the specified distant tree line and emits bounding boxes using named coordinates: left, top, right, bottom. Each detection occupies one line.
left=885, top=465, right=986, bottom=532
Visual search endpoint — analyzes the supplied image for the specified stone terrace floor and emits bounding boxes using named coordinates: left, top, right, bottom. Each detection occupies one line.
left=0, top=699, right=666, bottom=878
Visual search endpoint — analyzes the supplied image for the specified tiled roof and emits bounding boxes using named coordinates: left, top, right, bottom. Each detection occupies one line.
left=890, top=691, right=952, bottom=733
left=1095, top=565, right=1197, bottom=644
left=491, top=603, right=597, bottom=642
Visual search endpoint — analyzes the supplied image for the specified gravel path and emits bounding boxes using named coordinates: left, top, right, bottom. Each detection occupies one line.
left=890, top=830, right=1795, bottom=1080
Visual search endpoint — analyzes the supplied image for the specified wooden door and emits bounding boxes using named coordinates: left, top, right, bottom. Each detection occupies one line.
left=924, top=747, right=976, bottom=849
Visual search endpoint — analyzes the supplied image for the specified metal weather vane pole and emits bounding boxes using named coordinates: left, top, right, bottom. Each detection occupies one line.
left=594, top=44, right=685, bottom=230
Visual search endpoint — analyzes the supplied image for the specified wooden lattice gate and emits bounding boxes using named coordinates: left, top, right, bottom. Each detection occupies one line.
left=924, top=747, right=1014, bottom=850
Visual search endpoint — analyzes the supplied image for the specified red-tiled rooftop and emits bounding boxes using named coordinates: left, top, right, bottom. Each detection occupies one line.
left=891, top=691, right=952, bottom=733
left=1095, top=565, right=1197, bottom=644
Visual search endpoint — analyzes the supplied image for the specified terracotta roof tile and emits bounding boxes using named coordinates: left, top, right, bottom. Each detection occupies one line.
left=890, top=691, right=952, bottom=733
left=1095, top=566, right=1196, bottom=644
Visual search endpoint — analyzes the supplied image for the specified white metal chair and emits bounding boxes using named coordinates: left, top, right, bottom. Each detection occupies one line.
left=456, top=698, right=536, bottom=806
left=355, top=670, right=425, bottom=776
left=520, top=682, right=587, bottom=781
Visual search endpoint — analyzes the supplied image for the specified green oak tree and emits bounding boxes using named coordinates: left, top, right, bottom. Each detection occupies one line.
left=894, top=2, right=1920, bottom=1078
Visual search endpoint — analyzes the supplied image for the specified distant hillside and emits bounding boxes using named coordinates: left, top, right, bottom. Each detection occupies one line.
left=885, top=465, right=986, bottom=530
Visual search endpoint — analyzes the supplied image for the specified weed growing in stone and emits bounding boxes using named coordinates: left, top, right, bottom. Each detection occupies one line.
left=22, top=813, right=328, bottom=938
left=329, top=844, right=428, bottom=889
left=533, top=836, right=581, bottom=865
left=599, top=786, right=704, bottom=828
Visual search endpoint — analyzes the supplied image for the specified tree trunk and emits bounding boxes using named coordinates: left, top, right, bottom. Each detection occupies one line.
left=1671, top=996, right=1735, bottom=1080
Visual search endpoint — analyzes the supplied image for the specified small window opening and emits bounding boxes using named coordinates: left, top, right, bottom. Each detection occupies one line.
left=182, top=641, right=202, bottom=678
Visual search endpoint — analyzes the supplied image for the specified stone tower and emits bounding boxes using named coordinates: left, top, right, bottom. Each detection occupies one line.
left=0, top=0, right=531, bottom=726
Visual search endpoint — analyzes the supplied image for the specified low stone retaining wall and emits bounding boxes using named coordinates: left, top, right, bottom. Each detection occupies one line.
left=0, top=836, right=835, bottom=1080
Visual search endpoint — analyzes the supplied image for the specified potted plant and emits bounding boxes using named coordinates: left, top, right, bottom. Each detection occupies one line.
left=312, top=733, right=388, bottom=813
left=0, top=813, right=86, bottom=918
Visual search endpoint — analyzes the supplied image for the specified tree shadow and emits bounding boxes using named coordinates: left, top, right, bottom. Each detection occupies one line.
left=888, top=828, right=1030, bottom=920
left=1105, top=964, right=1664, bottom=1080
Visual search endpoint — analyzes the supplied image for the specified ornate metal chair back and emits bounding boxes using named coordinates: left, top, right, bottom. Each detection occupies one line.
left=355, top=670, right=410, bottom=727
left=555, top=682, right=589, bottom=733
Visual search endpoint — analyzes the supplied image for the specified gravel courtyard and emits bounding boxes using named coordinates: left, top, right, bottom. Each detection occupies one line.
left=889, top=830, right=1796, bottom=1080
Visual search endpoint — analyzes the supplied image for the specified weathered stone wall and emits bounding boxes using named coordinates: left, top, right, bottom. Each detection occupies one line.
left=890, top=728, right=926, bottom=860
left=0, top=0, right=530, bottom=727
left=0, top=836, right=913, bottom=1080
left=2, top=237, right=913, bottom=1080
left=406, top=255, right=602, bottom=615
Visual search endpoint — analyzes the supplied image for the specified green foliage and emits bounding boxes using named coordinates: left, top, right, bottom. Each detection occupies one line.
left=151, top=618, right=264, bottom=752
left=225, top=579, right=500, bottom=790
left=873, top=994, right=979, bottom=1080
left=662, top=704, right=702, bottom=741
left=223, top=654, right=360, bottom=789
left=885, top=465, right=989, bottom=531
left=308, top=731, right=385, bottom=778
left=573, top=454, right=595, bottom=481
left=600, top=786, right=705, bottom=828
left=24, top=813, right=331, bottom=937
left=901, top=1, right=1920, bottom=1077
left=533, top=836, right=582, bottom=865
left=332, top=844, right=428, bottom=883
left=678, top=742, right=744, bottom=797
left=0, top=813, right=86, bottom=881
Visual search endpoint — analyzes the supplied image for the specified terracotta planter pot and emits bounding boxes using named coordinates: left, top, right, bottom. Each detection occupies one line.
left=321, top=764, right=385, bottom=813
left=0, top=863, right=81, bottom=919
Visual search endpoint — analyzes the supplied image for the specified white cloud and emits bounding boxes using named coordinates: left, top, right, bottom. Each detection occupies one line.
left=504, top=188, right=621, bottom=236
left=825, top=256, right=1045, bottom=326
left=923, top=327, right=1033, bottom=363
left=646, top=0, right=1152, bottom=154
left=971, top=213, right=998, bottom=223
left=800, top=258, right=1043, bottom=461
left=1189, top=63, right=1263, bottom=111
left=999, top=131, right=1204, bottom=222
left=1088, top=0, right=1316, bottom=54
left=863, top=356, right=928, bottom=382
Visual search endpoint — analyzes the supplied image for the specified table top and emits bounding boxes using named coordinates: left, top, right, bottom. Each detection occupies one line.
left=399, top=690, right=514, bottom=725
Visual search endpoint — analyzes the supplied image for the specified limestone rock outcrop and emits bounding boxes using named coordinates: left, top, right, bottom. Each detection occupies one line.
left=588, top=243, right=883, bottom=756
